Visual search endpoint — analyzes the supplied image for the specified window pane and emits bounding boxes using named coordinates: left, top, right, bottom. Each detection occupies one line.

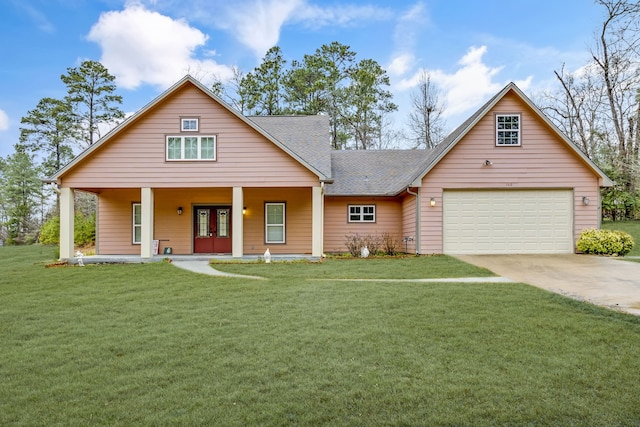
left=267, top=204, right=284, bottom=225
left=167, top=137, right=182, bottom=159
left=201, top=137, right=215, bottom=159
left=267, top=226, right=284, bottom=242
left=182, top=119, right=197, bottom=130
left=185, top=137, right=198, bottom=159
left=133, top=204, right=142, bottom=244
left=197, top=209, right=209, bottom=237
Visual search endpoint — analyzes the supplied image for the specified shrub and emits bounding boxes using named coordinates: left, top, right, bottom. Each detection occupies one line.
left=344, top=233, right=382, bottom=257
left=74, top=212, right=96, bottom=246
left=576, top=228, right=634, bottom=256
left=381, top=232, right=400, bottom=255
left=39, top=216, right=60, bottom=245
left=39, top=213, right=96, bottom=246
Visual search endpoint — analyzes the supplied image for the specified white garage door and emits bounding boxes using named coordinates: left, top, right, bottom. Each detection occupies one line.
left=443, top=190, right=573, bottom=254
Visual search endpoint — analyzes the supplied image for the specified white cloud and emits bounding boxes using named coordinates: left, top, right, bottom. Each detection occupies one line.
left=387, top=1, right=427, bottom=77
left=0, top=109, right=9, bottom=131
left=156, top=0, right=392, bottom=58
left=293, top=3, right=393, bottom=28
left=388, top=53, right=415, bottom=76
left=220, top=0, right=302, bottom=57
left=397, top=46, right=533, bottom=119
left=87, top=3, right=235, bottom=89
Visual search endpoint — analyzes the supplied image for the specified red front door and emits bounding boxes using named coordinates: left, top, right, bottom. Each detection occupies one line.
left=193, top=206, right=232, bottom=253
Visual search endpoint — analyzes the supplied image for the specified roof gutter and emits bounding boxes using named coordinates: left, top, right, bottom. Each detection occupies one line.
left=406, top=187, right=420, bottom=255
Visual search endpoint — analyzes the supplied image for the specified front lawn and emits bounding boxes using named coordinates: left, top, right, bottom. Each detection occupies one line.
left=2, top=245, right=640, bottom=426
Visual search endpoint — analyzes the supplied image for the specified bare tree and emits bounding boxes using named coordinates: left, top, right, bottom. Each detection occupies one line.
left=591, top=0, right=640, bottom=160
left=542, top=64, right=608, bottom=160
left=407, top=70, right=446, bottom=149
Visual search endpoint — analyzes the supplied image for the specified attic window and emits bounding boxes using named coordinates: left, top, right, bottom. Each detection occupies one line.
left=496, top=114, right=521, bottom=146
left=181, top=118, right=199, bottom=131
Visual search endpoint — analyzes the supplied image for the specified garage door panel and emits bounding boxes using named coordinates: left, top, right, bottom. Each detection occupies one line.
left=443, top=190, right=573, bottom=254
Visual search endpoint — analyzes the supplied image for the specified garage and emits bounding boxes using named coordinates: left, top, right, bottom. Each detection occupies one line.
left=443, top=189, right=574, bottom=254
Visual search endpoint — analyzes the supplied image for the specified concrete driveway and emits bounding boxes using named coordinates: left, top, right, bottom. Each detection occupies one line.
left=456, top=254, right=640, bottom=316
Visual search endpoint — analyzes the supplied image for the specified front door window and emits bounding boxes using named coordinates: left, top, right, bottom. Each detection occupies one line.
left=197, top=209, right=210, bottom=237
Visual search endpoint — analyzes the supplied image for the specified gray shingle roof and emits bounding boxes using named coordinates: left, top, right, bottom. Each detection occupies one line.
left=325, top=149, right=432, bottom=196
left=248, top=115, right=333, bottom=180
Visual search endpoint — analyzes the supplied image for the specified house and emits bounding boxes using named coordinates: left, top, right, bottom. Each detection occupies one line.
left=50, top=75, right=612, bottom=259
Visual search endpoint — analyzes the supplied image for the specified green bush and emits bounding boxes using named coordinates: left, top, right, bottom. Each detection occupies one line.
left=38, top=213, right=96, bottom=246
left=39, top=216, right=60, bottom=245
left=74, top=212, right=96, bottom=246
left=576, top=228, right=635, bottom=256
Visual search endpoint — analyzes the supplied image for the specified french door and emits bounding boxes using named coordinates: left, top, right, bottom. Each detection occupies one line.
left=193, top=206, right=232, bottom=253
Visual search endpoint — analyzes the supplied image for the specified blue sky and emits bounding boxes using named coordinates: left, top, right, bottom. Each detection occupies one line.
left=0, top=0, right=604, bottom=158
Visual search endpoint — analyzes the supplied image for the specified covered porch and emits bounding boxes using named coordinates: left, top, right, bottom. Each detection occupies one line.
left=59, top=185, right=324, bottom=260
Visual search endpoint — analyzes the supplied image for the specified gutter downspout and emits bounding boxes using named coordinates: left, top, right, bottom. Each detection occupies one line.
left=406, top=187, right=420, bottom=255
left=50, top=183, right=61, bottom=194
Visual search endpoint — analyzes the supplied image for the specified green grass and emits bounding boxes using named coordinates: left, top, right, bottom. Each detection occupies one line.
left=602, top=220, right=640, bottom=256
left=2, top=246, right=640, bottom=426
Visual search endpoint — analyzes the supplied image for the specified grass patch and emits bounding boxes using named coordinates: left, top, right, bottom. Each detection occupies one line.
left=212, top=255, right=495, bottom=280
left=602, top=220, right=640, bottom=256
left=2, top=246, right=640, bottom=425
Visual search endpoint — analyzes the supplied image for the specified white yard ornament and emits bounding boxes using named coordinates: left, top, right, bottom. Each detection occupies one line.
left=75, top=251, right=85, bottom=267
left=264, top=248, right=271, bottom=263
left=361, top=246, right=370, bottom=258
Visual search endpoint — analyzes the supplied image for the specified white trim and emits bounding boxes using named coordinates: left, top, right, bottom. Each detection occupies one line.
left=141, top=188, right=154, bottom=258
left=265, top=202, right=285, bottom=244
left=348, top=204, right=376, bottom=222
left=59, top=188, right=75, bottom=259
left=166, top=135, right=216, bottom=161
left=496, top=114, right=521, bottom=146
left=181, top=118, right=198, bottom=131
left=232, top=187, right=244, bottom=257
left=132, top=203, right=142, bottom=244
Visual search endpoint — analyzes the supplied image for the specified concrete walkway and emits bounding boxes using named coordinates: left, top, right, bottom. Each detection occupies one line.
left=171, top=260, right=265, bottom=280
left=457, top=254, right=640, bottom=316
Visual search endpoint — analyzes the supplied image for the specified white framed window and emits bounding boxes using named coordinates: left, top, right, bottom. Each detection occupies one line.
left=496, top=114, right=521, bottom=146
left=265, top=203, right=285, bottom=244
left=133, top=203, right=142, bottom=244
left=181, top=118, right=199, bottom=131
left=349, top=205, right=375, bottom=222
left=166, top=136, right=216, bottom=161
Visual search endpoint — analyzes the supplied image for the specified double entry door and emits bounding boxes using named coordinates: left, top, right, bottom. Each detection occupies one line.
left=193, top=206, right=232, bottom=253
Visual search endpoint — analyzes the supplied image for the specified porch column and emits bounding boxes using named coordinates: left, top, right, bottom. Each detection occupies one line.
left=59, top=187, right=75, bottom=259
left=232, top=187, right=244, bottom=258
left=312, top=185, right=323, bottom=257
left=141, top=187, right=154, bottom=258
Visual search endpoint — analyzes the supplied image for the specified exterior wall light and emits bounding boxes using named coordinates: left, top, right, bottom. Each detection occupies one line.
left=582, top=196, right=590, bottom=206
left=430, top=197, right=436, bottom=207
left=484, top=160, right=492, bottom=166
left=243, top=206, right=247, bottom=215
left=177, top=206, right=183, bottom=215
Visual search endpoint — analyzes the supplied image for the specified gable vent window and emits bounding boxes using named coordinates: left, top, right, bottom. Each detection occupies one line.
left=181, top=118, right=199, bottom=131
left=349, top=205, right=375, bottom=222
left=496, top=114, right=521, bottom=146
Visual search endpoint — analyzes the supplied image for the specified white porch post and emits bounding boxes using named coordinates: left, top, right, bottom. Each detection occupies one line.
left=312, top=185, right=324, bottom=257
left=59, top=187, right=75, bottom=259
left=141, top=187, right=154, bottom=258
left=232, top=187, right=244, bottom=258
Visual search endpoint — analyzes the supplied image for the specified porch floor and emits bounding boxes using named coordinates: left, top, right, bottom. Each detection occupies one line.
left=66, top=254, right=321, bottom=265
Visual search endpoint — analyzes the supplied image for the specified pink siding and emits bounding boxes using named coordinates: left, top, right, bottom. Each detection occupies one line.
left=61, top=83, right=318, bottom=189
left=401, top=192, right=418, bottom=254
left=243, top=188, right=313, bottom=254
left=96, top=187, right=314, bottom=255
left=324, top=196, right=402, bottom=253
left=420, top=91, right=602, bottom=254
